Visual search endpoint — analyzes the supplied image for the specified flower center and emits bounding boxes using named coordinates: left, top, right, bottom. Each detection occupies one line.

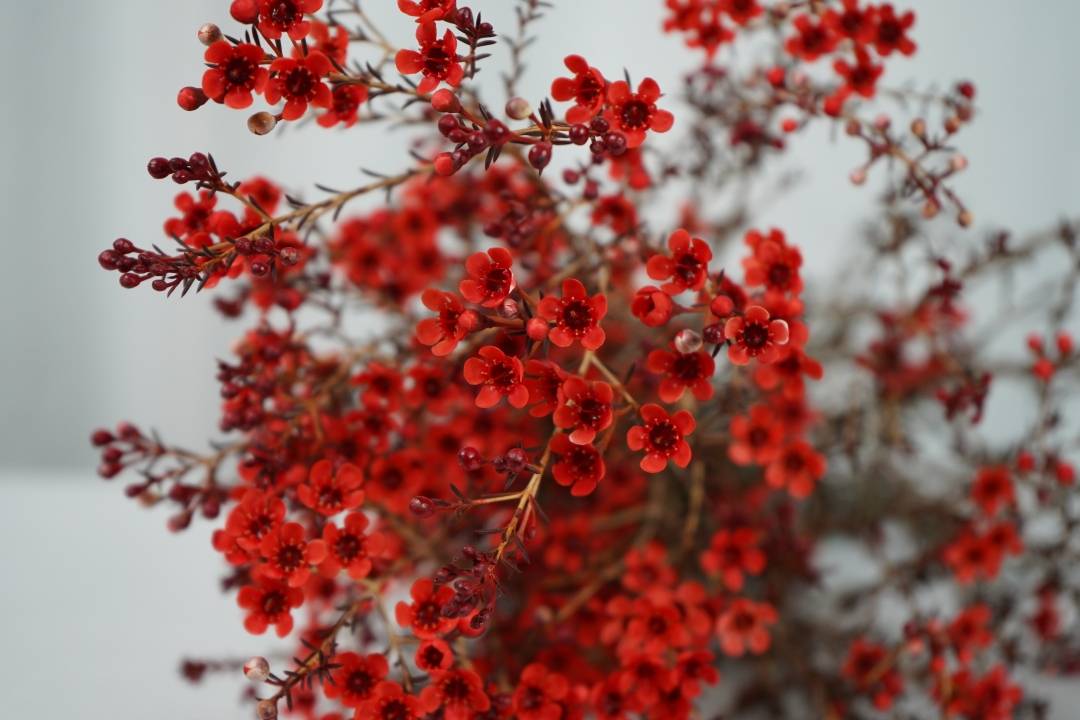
left=267, top=0, right=299, bottom=28
left=335, top=534, right=361, bottom=561
left=619, top=99, right=652, bottom=130
left=261, top=590, right=286, bottom=616
left=560, top=299, right=594, bottom=334
left=276, top=543, right=304, bottom=571
left=423, top=46, right=452, bottom=78
left=284, top=68, right=315, bottom=99
left=347, top=668, right=375, bottom=696
left=225, top=58, right=254, bottom=87
left=741, top=322, right=769, bottom=350
left=648, top=420, right=680, bottom=452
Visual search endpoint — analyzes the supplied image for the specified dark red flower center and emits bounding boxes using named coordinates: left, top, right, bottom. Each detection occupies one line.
left=318, top=484, right=343, bottom=509
left=768, top=262, right=792, bottom=289
left=647, top=420, right=680, bottom=452
left=335, top=533, right=362, bottom=561
left=261, top=589, right=287, bottom=616
left=576, top=73, right=604, bottom=105
left=672, top=353, right=706, bottom=381
left=420, top=644, right=446, bottom=667
left=576, top=397, right=607, bottom=427
left=618, top=99, right=652, bottom=130
left=415, top=600, right=443, bottom=629
left=877, top=19, right=902, bottom=44
left=283, top=68, right=317, bottom=99
left=486, top=360, right=518, bottom=389
left=559, top=299, right=595, bottom=334
left=441, top=675, right=471, bottom=701
left=483, top=266, right=512, bottom=295
left=265, top=0, right=300, bottom=29
left=741, top=321, right=769, bottom=350
left=520, top=686, right=546, bottom=710
left=674, top=254, right=704, bottom=286
left=346, top=668, right=376, bottom=697
left=225, top=58, right=256, bottom=87
left=378, top=698, right=412, bottom=720
left=422, top=45, right=453, bottom=78
left=276, top=543, right=304, bottom=571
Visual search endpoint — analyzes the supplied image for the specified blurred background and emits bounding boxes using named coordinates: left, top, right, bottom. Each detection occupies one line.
left=1, top=1, right=1078, bottom=717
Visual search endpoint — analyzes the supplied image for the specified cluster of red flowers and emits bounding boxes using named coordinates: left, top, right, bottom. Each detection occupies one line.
left=93, top=1, right=1080, bottom=719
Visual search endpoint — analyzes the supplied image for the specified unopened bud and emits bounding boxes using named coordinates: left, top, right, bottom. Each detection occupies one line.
left=849, top=168, right=867, bottom=186
left=255, top=699, right=278, bottom=720
left=244, top=656, right=271, bottom=683
left=505, top=97, right=533, bottom=120
left=247, top=112, right=277, bottom=136
left=674, top=329, right=703, bottom=354
left=950, top=154, right=968, bottom=172
left=910, top=118, right=926, bottom=137
left=198, top=23, right=222, bottom=46
left=957, top=210, right=973, bottom=228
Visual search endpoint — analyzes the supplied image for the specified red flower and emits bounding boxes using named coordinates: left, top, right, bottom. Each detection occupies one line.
left=395, top=578, right=456, bottom=638
left=537, top=278, right=607, bottom=350
left=944, top=666, right=1022, bottom=720
left=459, top=247, right=515, bottom=307
left=872, top=4, right=917, bottom=56
left=224, top=489, right=285, bottom=553
left=416, top=289, right=479, bottom=357
left=785, top=14, right=838, bottom=61
left=724, top=305, right=790, bottom=364
left=201, top=42, right=268, bottom=109
left=627, top=403, right=696, bottom=473
left=728, top=404, right=783, bottom=466
left=742, top=228, right=802, bottom=295
left=550, top=55, right=607, bottom=124
left=551, top=432, right=606, bottom=497
left=753, top=346, right=823, bottom=397
left=646, top=229, right=713, bottom=294
left=259, top=521, right=326, bottom=587
left=947, top=604, right=993, bottom=663
left=764, top=440, right=827, bottom=498
left=463, top=345, right=529, bottom=408
left=834, top=48, right=884, bottom=100
left=324, top=652, right=390, bottom=708
left=512, top=663, right=568, bottom=720
left=631, top=285, right=675, bottom=327
left=843, top=639, right=903, bottom=710
left=395, top=22, right=463, bottom=94
left=300, top=20, right=349, bottom=65
left=971, top=466, right=1014, bottom=516
left=318, top=84, right=369, bottom=128
left=716, top=598, right=777, bottom=656
left=604, top=77, right=674, bottom=149
left=297, top=460, right=365, bottom=516
left=524, top=359, right=567, bottom=418
left=319, top=512, right=385, bottom=579
left=398, top=0, right=457, bottom=22
left=700, top=528, right=766, bottom=591
left=823, top=0, right=877, bottom=44
left=256, top=0, right=322, bottom=41
left=237, top=578, right=304, bottom=636
left=553, top=376, right=614, bottom=444
left=646, top=347, right=716, bottom=402
left=419, top=668, right=490, bottom=720
left=265, top=52, right=333, bottom=122
left=721, top=0, right=763, bottom=25
left=618, top=596, right=692, bottom=655
left=415, top=638, right=454, bottom=672
left=358, top=681, right=423, bottom=720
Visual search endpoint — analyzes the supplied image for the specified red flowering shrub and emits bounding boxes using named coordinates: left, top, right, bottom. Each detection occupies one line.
left=93, top=1, right=1080, bottom=718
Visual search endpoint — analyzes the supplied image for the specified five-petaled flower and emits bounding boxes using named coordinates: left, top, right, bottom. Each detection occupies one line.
left=553, top=376, right=614, bottom=444
left=701, top=528, right=766, bottom=591
left=416, top=289, right=479, bottom=356
left=419, top=668, right=491, bottom=720
left=627, top=403, right=696, bottom=473
left=395, top=22, right=464, bottom=94
left=724, top=305, right=790, bottom=365
left=604, top=77, right=675, bottom=149
left=258, top=521, right=327, bottom=587
left=716, top=598, right=778, bottom=656
left=646, top=347, right=716, bottom=402
left=463, top=345, right=529, bottom=408
left=537, top=278, right=607, bottom=350
left=319, top=511, right=385, bottom=579
left=550, top=54, right=608, bottom=124
left=325, top=652, right=390, bottom=708
left=459, top=247, right=515, bottom=307
left=646, top=229, right=713, bottom=294
left=297, top=459, right=365, bottom=516
left=512, top=663, right=569, bottom=720
left=202, top=42, right=269, bottom=109
left=237, top=578, right=304, bottom=636
left=396, top=578, right=457, bottom=638
left=265, top=52, right=333, bottom=121
left=551, top=432, right=606, bottom=496
left=256, top=0, right=323, bottom=41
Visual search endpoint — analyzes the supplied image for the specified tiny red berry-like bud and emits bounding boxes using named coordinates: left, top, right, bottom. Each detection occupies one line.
left=957, top=80, right=976, bottom=99
left=91, top=429, right=114, bottom=446
left=458, top=446, right=484, bottom=471
left=243, top=656, right=270, bottom=682
left=177, top=86, right=209, bottom=111
left=484, top=119, right=510, bottom=145
left=569, top=123, right=590, bottom=145
left=433, top=152, right=457, bottom=176
left=147, top=157, right=172, bottom=179
left=247, top=112, right=278, bottom=136
left=526, top=317, right=548, bottom=341
left=410, top=496, right=435, bottom=517
left=249, top=261, right=270, bottom=277
left=113, top=238, right=134, bottom=254
left=98, top=250, right=120, bottom=270
left=529, top=142, right=553, bottom=171
left=703, top=323, right=724, bottom=345
left=431, top=88, right=461, bottom=113
left=197, top=23, right=222, bottom=46
left=230, top=0, right=258, bottom=24
left=119, top=273, right=141, bottom=289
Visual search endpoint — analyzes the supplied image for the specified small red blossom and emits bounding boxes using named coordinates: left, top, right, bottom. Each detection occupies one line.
left=318, top=84, right=369, bottom=128
left=358, top=681, right=423, bottom=720
left=843, top=639, right=903, bottom=710
left=716, top=598, right=777, bottom=656
left=324, top=652, right=390, bottom=708
left=721, top=0, right=763, bottom=25
left=415, top=638, right=454, bottom=672
left=395, top=22, right=463, bottom=94
left=417, top=289, right=479, bottom=357
left=398, top=0, right=457, bottom=22
left=604, top=77, right=675, bottom=149
left=265, top=52, right=333, bottom=122
left=872, top=4, right=917, bottom=56
left=785, top=14, right=838, bottom=61
left=948, top=604, right=993, bottom=663
left=551, top=432, right=605, bottom=496
left=646, top=347, right=716, bottom=402
left=834, top=47, right=885, bottom=101
left=297, top=460, right=365, bottom=516
left=823, top=0, right=877, bottom=43
left=536, top=279, right=608, bottom=350
left=237, top=578, right=304, bottom=636
left=742, top=228, right=803, bottom=295
left=463, top=345, right=529, bottom=408
left=724, top=305, right=790, bottom=365
left=551, top=54, right=608, bottom=124
left=971, top=465, right=1015, bottom=516
left=202, top=42, right=268, bottom=109
left=765, top=439, right=827, bottom=498
left=701, top=528, right=766, bottom=591
left=627, top=403, right=696, bottom=473
left=512, top=663, right=569, bottom=720
left=631, top=285, right=675, bottom=327
left=553, top=376, right=614, bottom=445
left=256, top=0, right=322, bottom=41
left=728, top=404, right=784, bottom=466
left=395, top=578, right=456, bottom=638
left=319, top=512, right=385, bottom=580
left=419, top=668, right=490, bottom=720
left=646, top=229, right=713, bottom=294
left=459, top=247, right=515, bottom=307
left=259, top=521, right=327, bottom=587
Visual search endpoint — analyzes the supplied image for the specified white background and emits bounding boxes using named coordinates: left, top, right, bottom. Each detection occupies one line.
left=1, top=1, right=1078, bottom=717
